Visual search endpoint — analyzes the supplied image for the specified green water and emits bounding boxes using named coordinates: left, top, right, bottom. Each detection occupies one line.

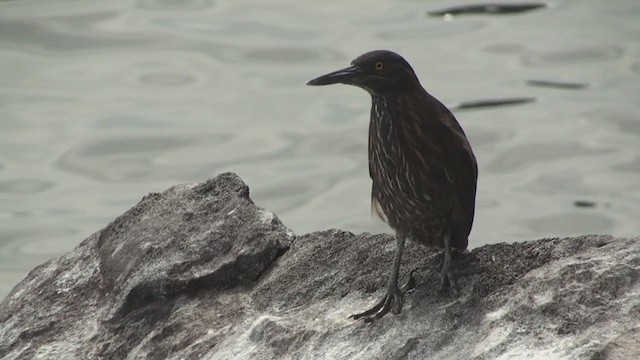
left=1, top=0, right=639, bottom=299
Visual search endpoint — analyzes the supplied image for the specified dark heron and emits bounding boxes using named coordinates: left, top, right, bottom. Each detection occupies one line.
left=306, top=50, right=478, bottom=322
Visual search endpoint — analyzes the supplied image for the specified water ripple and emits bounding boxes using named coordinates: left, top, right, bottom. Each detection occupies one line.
left=0, top=179, right=54, bottom=194
left=526, top=212, right=614, bottom=236
left=522, top=45, right=624, bottom=67
left=242, top=47, right=322, bottom=63
left=139, top=72, right=196, bottom=86
left=0, top=17, right=149, bottom=53
left=375, top=20, right=486, bottom=39
left=136, top=0, right=214, bottom=10
left=586, top=109, right=640, bottom=135
left=487, top=143, right=614, bottom=173
left=55, top=135, right=198, bottom=182
left=614, top=157, right=640, bottom=172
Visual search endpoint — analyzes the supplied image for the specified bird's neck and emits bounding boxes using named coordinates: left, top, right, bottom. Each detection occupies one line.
left=370, top=95, right=397, bottom=139
left=370, top=94, right=409, bottom=138
left=369, top=95, right=405, bottom=166
left=368, top=91, right=432, bottom=164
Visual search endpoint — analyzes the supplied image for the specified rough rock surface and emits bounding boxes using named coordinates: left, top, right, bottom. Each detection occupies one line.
left=0, top=173, right=639, bottom=360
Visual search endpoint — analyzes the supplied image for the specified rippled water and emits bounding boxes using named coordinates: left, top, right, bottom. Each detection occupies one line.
left=1, top=0, right=639, bottom=299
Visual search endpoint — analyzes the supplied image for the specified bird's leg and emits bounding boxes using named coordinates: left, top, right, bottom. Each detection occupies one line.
left=350, top=232, right=407, bottom=323
left=440, top=232, right=459, bottom=295
left=400, top=268, right=417, bottom=293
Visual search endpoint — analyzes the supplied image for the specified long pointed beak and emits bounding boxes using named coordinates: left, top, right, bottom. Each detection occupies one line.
left=306, top=65, right=361, bottom=86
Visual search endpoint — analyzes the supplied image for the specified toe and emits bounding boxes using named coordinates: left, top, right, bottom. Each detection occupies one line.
left=440, top=271, right=460, bottom=295
left=352, top=288, right=405, bottom=322
left=447, top=272, right=459, bottom=296
left=349, top=297, right=386, bottom=320
left=400, top=270, right=416, bottom=293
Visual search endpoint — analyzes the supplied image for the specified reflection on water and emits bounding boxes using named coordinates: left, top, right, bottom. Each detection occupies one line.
left=451, top=97, right=536, bottom=110
left=526, top=80, right=589, bottom=90
left=1, top=0, right=639, bottom=299
left=427, top=3, right=546, bottom=16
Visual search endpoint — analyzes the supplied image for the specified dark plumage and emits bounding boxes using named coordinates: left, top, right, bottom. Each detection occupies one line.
left=307, top=50, right=478, bottom=322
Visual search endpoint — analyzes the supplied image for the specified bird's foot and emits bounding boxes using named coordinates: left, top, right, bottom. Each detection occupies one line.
left=439, top=254, right=459, bottom=296
left=439, top=257, right=486, bottom=296
left=440, top=268, right=459, bottom=296
left=400, top=269, right=417, bottom=293
left=350, top=271, right=416, bottom=323
left=349, top=286, right=403, bottom=323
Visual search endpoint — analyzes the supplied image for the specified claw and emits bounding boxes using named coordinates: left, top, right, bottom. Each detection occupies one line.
left=350, top=268, right=418, bottom=322
left=351, top=232, right=411, bottom=323
left=400, top=269, right=417, bottom=293
left=440, top=269, right=459, bottom=295
left=349, top=286, right=403, bottom=322
left=439, top=232, right=460, bottom=296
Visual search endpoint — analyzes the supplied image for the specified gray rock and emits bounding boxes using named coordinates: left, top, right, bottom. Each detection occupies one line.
left=0, top=173, right=638, bottom=360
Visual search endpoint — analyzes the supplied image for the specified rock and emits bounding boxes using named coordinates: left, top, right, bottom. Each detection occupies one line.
left=0, top=173, right=293, bottom=359
left=592, top=327, right=640, bottom=360
left=0, top=173, right=639, bottom=360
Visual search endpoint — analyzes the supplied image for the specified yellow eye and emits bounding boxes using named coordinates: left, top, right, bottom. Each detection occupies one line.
left=375, top=61, right=384, bottom=70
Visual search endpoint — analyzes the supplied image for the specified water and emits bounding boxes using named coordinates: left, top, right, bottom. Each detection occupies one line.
left=1, top=0, right=639, bottom=299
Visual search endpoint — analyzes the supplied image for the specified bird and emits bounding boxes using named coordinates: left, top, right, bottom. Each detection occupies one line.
left=306, top=50, right=478, bottom=322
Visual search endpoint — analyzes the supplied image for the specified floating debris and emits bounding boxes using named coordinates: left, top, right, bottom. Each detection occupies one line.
left=526, top=80, right=589, bottom=90
left=451, top=97, right=536, bottom=110
left=428, top=3, right=546, bottom=16
left=574, top=200, right=596, bottom=208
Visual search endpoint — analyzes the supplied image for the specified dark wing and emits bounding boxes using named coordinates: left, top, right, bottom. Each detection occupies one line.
left=366, top=91, right=478, bottom=246
left=438, top=109, right=478, bottom=249
left=369, top=126, right=388, bottom=224
left=407, top=92, right=478, bottom=249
